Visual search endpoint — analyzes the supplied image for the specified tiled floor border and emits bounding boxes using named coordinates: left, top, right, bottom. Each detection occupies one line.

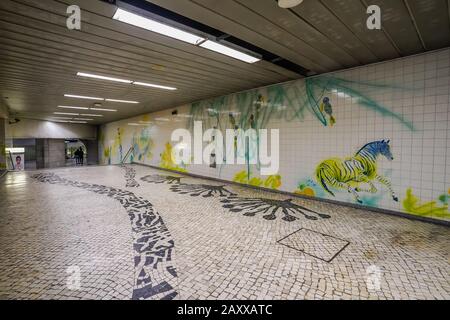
left=131, top=162, right=450, bottom=227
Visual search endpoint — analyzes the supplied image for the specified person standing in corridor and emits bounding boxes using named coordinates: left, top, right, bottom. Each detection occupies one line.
left=79, top=147, right=84, bottom=165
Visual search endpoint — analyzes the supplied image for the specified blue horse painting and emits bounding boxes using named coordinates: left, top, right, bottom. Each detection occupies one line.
left=315, top=140, right=398, bottom=204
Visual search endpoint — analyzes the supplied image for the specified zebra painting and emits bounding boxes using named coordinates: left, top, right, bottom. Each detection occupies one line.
left=315, top=140, right=398, bottom=204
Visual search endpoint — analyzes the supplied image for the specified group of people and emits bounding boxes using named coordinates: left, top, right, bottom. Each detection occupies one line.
left=74, top=147, right=84, bottom=165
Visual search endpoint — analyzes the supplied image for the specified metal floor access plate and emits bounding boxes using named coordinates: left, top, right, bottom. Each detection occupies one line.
left=278, top=228, right=350, bottom=262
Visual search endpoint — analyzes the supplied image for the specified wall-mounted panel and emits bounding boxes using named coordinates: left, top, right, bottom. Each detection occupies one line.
left=6, top=119, right=97, bottom=140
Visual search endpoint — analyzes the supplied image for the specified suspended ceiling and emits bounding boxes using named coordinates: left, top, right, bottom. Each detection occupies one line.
left=0, top=0, right=449, bottom=125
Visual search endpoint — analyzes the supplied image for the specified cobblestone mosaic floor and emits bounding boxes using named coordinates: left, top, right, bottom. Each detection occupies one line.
left=0, top=165, right=449, bottom=300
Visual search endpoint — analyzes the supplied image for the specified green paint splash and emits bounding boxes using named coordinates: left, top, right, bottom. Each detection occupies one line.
left=188, top=75, right=415, bottom=177
left=403, top=188, right=450, bottom=219
left=189, top=75, right=415, bottom=133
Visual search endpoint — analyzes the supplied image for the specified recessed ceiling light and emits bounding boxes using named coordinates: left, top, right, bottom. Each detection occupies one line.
left=64, top=94, right=103, bottom=101
left=113, top=8, right=205, bottom=45
left=105, top=98, right=139, bottom=104
left=199, top=40, right=260, bottom=63
left=57, top=105, right=89, bottom=110
left=80, top=114, right=103, bottom=117
left=277, top=0, right=304, bottom=8
left=54, top=112, right=79, bottom=116
left=133, top=81, right=177, bottom=90
left=77, top=72, right=132, bottom=84
left=89, top=107, right=117, bottom=112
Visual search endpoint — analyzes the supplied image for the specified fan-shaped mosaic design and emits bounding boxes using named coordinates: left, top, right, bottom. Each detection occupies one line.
left=141, top=174, right=182, bottom=185
left=170, top=183, right=236, bottom=198
left=221, top=197, right=331, bottom=221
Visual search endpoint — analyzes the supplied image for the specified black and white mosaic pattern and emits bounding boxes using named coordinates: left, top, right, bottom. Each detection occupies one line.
left=121, top=165, right=140, bottom=188
left=1, top=165, right=449, bottom=300
left=170, top=183, right=236, bottom=198
left=141, top=174, right=182, bottom=185
left=32, top=172, right=177, bottom=300
left=278, top=228, right=350, bottom=262
left=221, top=197, right=331, bottom=221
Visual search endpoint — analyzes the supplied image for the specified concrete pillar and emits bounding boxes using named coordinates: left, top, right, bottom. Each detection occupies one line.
left=45, top=139, right=65, bottom=168
left=35, top=138, right=66, bottom=169
left=35, top=139, right=45, bottom=169
left=82, top=139, right=99, bottom=165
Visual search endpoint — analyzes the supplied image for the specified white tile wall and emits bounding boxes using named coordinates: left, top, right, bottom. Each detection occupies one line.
left=100, top=48, right=450, bottom=220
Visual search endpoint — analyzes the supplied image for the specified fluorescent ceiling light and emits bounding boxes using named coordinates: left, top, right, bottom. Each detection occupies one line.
left=80, top=114, right=103, bottom=117
left=64, top=94, right=103, bottom=101
left=51, top=116, right=73, bottom=120
left=199, top=40, right=260, bottom=63
left=90, top=107, right=117, bottom=112
left=155, top=117, right=170, bottom=122
left=75, top=118, right=94, bottom=121
left=65, top=94, right=139, bottom=104
left=57, top=105, right=89, bottom=110
left=111, top=9, right=259, bottom=64
left=127, top=123, right=144, bottom=126
left=133, top=81, right=177, bottom=90
left=54, top=112, right=79, bottom=116
left=77, top=72, right=132, bottom=84
left=105, top=98, right=139, bottom=104
left=70, top=121, right=87, bottom=124
left=113, top=8, right=205, bottom=45
left=6, top=147, right=25, bottom=153
left=76, top=71, right=176, bottom=91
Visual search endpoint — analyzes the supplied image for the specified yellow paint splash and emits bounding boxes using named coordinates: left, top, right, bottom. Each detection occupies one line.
left=403, top=188, right=449, bottom=219
left=294, top=187, right=316, bottom=197
left=160, top=142, right=187, bottom=172
left=232, top=170, right=281, bottom=190
left=112, top=127, right=124, bottom=157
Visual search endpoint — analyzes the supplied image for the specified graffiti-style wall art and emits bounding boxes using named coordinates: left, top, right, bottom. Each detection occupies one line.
left=99, top=49, right=450, bottom=221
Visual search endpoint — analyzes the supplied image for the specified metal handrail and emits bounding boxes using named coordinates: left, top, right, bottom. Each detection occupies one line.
left=121, top=146, right=135, bottom=165
left=8, top=151, right=14, bottom=170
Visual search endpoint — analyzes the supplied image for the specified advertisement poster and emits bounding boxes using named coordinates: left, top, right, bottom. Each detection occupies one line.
left=14, top=153, right=24, bottom=171
left=6, top=148, right=25, bottom=171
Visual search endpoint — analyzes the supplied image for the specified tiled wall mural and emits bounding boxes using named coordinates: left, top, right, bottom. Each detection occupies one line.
left=99, top=49, right=450, bottom=221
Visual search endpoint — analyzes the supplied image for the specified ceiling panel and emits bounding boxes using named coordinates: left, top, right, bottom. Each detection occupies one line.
left=235, top=0, right=359, bottom=68
left=370, top=0, right=424, bottom=55
left=290, top=0, right=379, bottom=64
left=0, top=0, right=300, bottom=125
left=321, top=0, right=400, bottom=60
left=406, top=0, right=450, bottom=50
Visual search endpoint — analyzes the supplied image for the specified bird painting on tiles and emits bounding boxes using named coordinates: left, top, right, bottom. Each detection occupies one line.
left=320, top=97, right=336, bottom=127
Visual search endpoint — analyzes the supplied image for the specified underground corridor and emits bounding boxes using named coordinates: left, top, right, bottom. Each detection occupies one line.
left=0, top=0, right=449, bottom=304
